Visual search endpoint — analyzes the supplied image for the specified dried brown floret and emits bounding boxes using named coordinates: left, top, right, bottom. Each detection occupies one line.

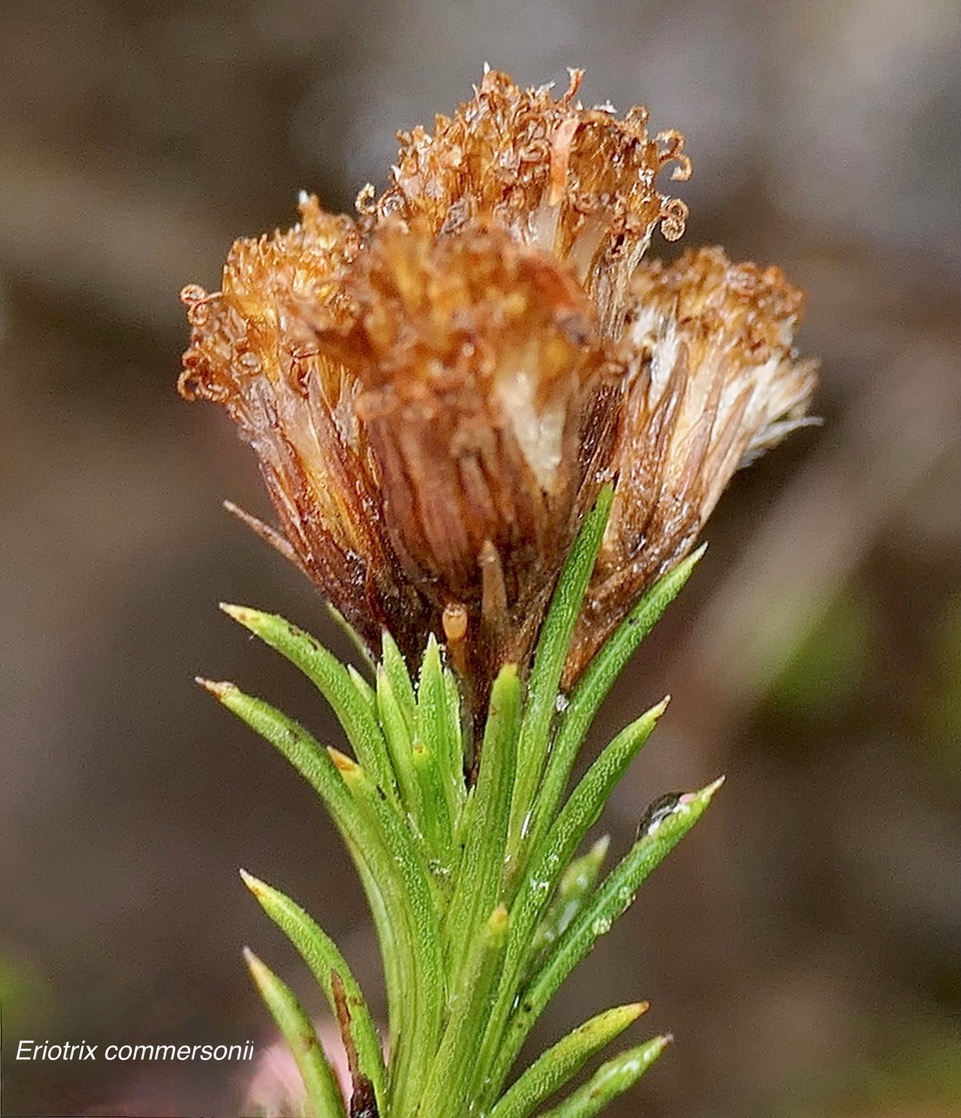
left=564, top=247, right=818, bottom=682
left=376, top=68, right=691, bottom=338
left=311, top=218, right=619, bottom=708
left=179, top=197, right=621, bottom=715
left=179, top=197, right=435, bottom=661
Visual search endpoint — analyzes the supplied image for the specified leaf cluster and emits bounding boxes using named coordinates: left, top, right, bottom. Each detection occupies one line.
left=201, top=491, right=717, bottom=1117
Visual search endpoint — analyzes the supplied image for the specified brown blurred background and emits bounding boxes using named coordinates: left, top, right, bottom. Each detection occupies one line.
left=1, top=1, right=959, bottom=1115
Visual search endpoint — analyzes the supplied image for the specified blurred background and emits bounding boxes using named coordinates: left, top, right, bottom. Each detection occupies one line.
left=1, top=1, right=958, bottom=1115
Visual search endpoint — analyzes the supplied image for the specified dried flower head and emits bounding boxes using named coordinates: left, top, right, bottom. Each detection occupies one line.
left=566, top=246, right=818, bottom=682
left=179, top=69, right=815, bottom=712
left=376, top=68, right=691, bottom=339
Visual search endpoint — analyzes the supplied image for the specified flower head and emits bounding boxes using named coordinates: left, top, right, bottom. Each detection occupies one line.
left=376, top=68, right=691, bottom=337
left=566, top=246, right=818, bottom=682
left=179, top=69, right=815, bottom=712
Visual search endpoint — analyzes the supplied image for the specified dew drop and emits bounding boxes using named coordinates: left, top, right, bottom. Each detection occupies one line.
left=591, top=915, right=612, bottom=937
left=636, top=792, right=683, bottom=839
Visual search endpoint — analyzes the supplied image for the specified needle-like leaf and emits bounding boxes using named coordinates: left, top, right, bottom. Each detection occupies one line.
left=486, top=1002, right=648, bottom=1118
left=244, top=947, right=348, bottom=1118
left=241, top=871, right=388, bottom=1113
left=507, top=487, right=614, bottom=876
left=493, top=778, right=723, bottom=1090
left=219, top=605, right=398, bottom=803
left=534, top=1035, right=672, bottom=1118
left=529, top=547, right=705, bottom=851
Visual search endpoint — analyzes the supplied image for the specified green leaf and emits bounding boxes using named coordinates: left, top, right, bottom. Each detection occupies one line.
left=444, top=667, right=465, bottom=768
left=411, top=738, right=455, bottom=874
left=525, top=836, right=610, bottom=978
left=219, top=606, right=398, bottom=804
left=240, top=871, right=387, bottom=1113
left=474, top=700, right=666, bottom=1108
left=344, top=833, right=404, bottom=1064
left=533, top=548, right=705, bottom=844
left=378, top=635, right=449, bottom=860
left=535, top=1035, right=671, bottom=1118
left=486, top=1002, right=647, bottom=1118
left=416, top=634, right=466, bottom=827
left=325, top=601, right=376, bottom=678
left=198, top=680, right=442, bottom=1108
left=347, top=663, right=379, bottom=720
left=494, top=777, right=723, bottom=1089
left=243, top=948, right=348, bottom=1118
left=444, top=666, right=520, bottom=985
left=507, top=487, right=614, bottom=876
left=197, top=680, right=389, bottom=873
left=381, top=630, right=418, bottom=735
left=376, top=664, right=426, bottom=834
left=420, top=904, right=510, bottom=1118
left=330, top=750, right=446, bottom=1112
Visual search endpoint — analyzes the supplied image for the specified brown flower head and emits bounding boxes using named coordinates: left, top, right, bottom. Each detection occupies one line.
left=179, top=69, right=815, bottom=713
left=377, top=67, right=691, bottom=338
left=565, top=246, right=818, bottom=682
left=180, top=200, right=434, bottom=664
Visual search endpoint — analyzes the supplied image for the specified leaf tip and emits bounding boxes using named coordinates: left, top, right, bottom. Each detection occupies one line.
left=678, top=775, right=725, bottom=812
left=701, top=774, right=726, bottom=800
left=327, top=746, right=358, bottom=774
left=651, top=694, right=671, bottom=718
left=381, top=627, right=401, bottom=660
left=220, top=602, right=257, bottom=625
left=497, top=661, right=520, bottom=684
left=639, top=1033, right=673, bottom=1067
left=488, top=902, right=510, bottom=931
left=196, top=677, right=234, bottom=699
left=239, top=868, right=264, bottom=896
